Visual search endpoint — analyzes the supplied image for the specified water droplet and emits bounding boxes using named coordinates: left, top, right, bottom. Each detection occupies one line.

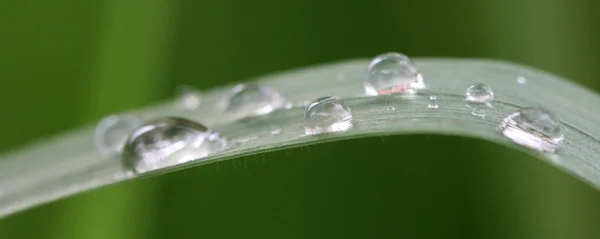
left=428, top=95, right=439, bottom=109
left=122, top=117, right=225, bottom=173
left=471, top=108, right=486, bottom=118
left=226, top=83, right=285, bottom=117
left=466, top=83, right=494, bottom=103
left=271, top=128, right=282, bottom=135
left=364, top=52, right=424, bottom=96
left=284, top=102, right=293, bottom=109
left=95, top=114, right=143, bottom=157
left=175, top=85, right=201, bottom=110
left=387, top=105, right=396, bottom=111
left=499, top=107, right=563, bottom=153
left=304, top=96, right=353, bottom=135
left=517, top=76, right=527, bottom=84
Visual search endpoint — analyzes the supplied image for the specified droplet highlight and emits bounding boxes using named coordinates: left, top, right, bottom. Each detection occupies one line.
left=499, top=107, right=563, bottom=153
left=271, top=128, right=282, bottom=135
left=517, top=76, right=527, bottom=84
left=428, top=95, right=439, bottom=109
left=304, top=96, right=353, bottom=135
left=95, top=114, right=143, bottom=157
left=465, top=83, right=494, bottom=103
left=364, top=52, right=424, bottom=96
left=122, top=117, right=226, bottom=173
left=226, top=83, right=285, bottom=117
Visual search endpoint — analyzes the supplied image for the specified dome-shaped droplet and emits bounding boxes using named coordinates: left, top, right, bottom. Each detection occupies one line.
left=122, top=117, right=225, bottom=173
left=304, top=96, right=353, bottom=135
left=364, top=52, right=424, bottom=96
left=466, top=83, right=494, bottom=103
left=175, top=85, right=201, bottom=110
left=498, top=107, right=563, bottom=153
left=226, top=83, right=285, bottom=117
left=95, top=114, right=143, bottom=157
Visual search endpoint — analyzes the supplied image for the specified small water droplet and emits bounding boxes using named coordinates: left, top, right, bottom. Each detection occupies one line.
left=284, top=102, right=293, bottom=109
left=517, top=76, right=527, bottom=84
left=364, top=52, right=424, bottom=96
left=427, top=95, right=439, bottom=109
left=175, top=85, right=201, bottom=110
left=95, top=114, right=143, bottom=157
left=471, top=108, right=486, bottom=118
left=466, top=83, right=494, bottom=103
left=387, top=105, right=396, bottom=111
left=499, top=107, right=563, bottom=153
left=304, top=96, right=353, bottom=135
left=122, top=117, right=226, bottom=173
left=226, top=83, right=285, bottom=117
left=271, top=128, right=282, bottom=135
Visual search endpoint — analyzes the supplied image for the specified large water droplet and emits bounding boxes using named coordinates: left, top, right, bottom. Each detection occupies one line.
left=465, top=83, right=494, bottom=103
left=226, top=83, right=285, bottom=117
left=122, top=117, right=225, bottom=173
left=364, top=52, right=424, bottom=96
left=95, top=114, right=143, bottom=157
left=175, top=85, right=201, bottom=110
left=498, top=107, right=563, bottom=153
left=304, top=96, right=353, bottom=135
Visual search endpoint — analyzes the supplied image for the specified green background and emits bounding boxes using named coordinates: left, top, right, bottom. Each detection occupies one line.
left=0, top=0, right=599, bottom=238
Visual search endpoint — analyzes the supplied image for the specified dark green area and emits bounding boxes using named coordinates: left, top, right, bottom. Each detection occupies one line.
left=0, top=0, right=599, bottom=238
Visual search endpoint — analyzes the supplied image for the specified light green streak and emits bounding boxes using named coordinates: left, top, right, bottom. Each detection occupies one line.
left=52, top=0, right=174, bottom=238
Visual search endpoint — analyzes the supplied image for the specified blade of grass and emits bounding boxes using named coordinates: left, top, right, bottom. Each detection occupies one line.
left=0, top=58, right=598, bottom=218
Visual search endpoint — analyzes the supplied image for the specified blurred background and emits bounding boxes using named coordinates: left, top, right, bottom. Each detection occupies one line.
left=0, top=0, right=599, bottom=238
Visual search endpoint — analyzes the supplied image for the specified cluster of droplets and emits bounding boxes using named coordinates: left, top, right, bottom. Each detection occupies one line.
left=94, top=51, right=566, bottom=175
left=462, top=81, right=563, bottom=152
left=95, top=116, right=226, bottom=174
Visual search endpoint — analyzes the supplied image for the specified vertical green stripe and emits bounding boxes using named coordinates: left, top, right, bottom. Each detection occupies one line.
left=52, top=0, right=173, bottom=238
left=481, top=0, right=598, bottom=238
